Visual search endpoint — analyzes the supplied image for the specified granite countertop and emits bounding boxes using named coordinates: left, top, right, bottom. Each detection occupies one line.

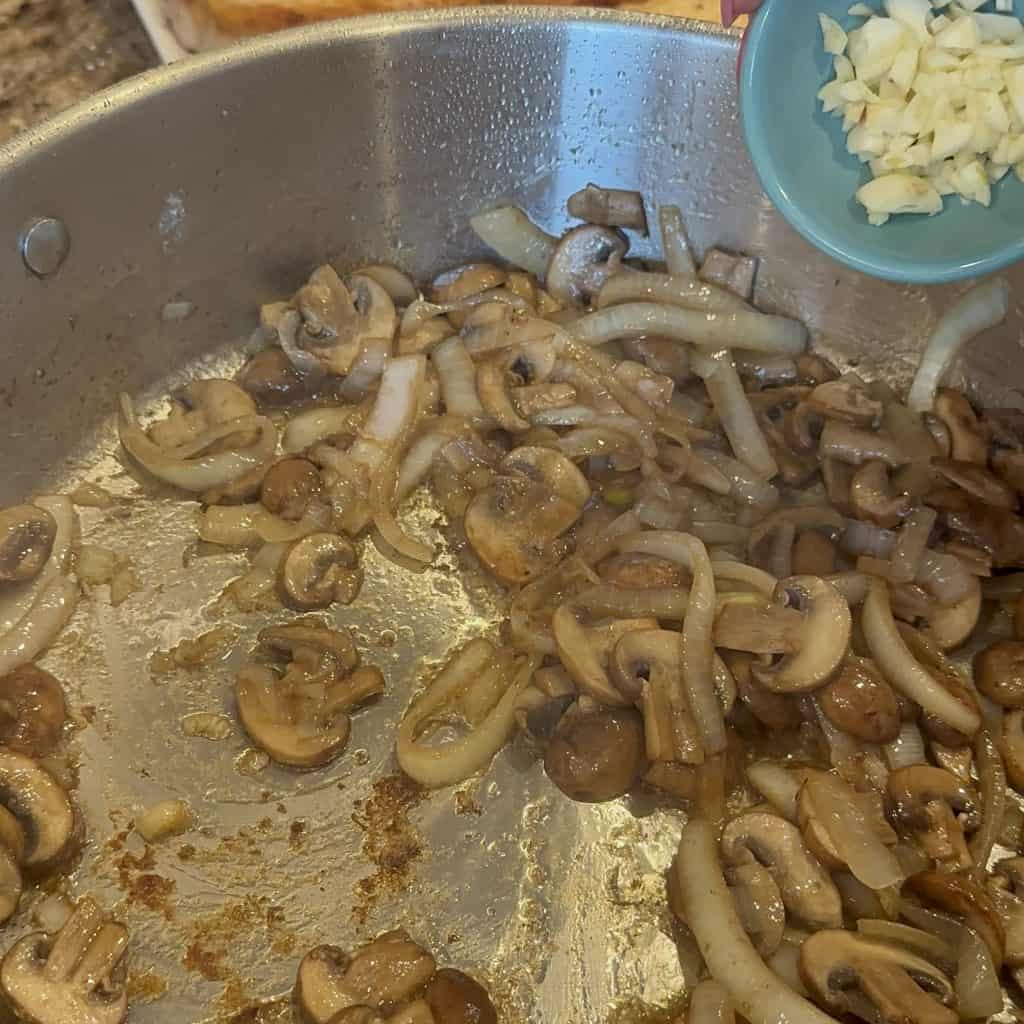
left=0, top=0, right=717, bottom=145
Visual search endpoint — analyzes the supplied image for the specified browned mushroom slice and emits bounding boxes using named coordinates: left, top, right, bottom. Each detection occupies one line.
left=942, top=503, right=1024, bottom=568
left=567, top=185, right=648, bottom=233
left=543, top=703, right=645, bottom=803
left=422, top=969, right=497, bottom=1024
left=0, top=749, right=74, bottom=872
left=974, top=639, right=1024, bottom=708
left=720, top=811, right=842, bottom=929
left=1, top=896, right=129, bottom=1024
left=993, top=448, right=1024, bottom=494
left=1002, top=710, right=1024, bottom=791
left=726, top=860, right=786, bottom=958
left=0, top=665, right=67, bottom=758
left=545, top=225, right=628, bottom=307
left=933, top=389, right=986, bottom=464
left=806, top=380, right=883, bottom=427
left=723, top=651, right=801, bottom=731
left=819, top=422, right=910, bottom=468
left=429, top=264, right=507, bottom=305
left=850, top=462, right=913, bottom=528
left=799, top=929, right=956, bottom=1024
left=295, top=932, right=437, bottom=1024
left=237, top=349, right=306, bottom=407
left=280, top=533, right=362, bottom=609
left=261, top=458, right=323, bottom=521
left=817, top=657, right=900, bottom=743
left=933, top=458, right=1016, bottom=508
left=750, top=577, right=852, bottom=694
left=0, top=505, right=57, bottom=584
left=887, top=765, right=979, bottom=870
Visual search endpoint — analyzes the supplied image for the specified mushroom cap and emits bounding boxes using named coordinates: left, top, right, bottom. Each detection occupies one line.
left=501, top=446, right=591, bottom=508
left=0, top=749, right=75, bottom=870
left=751, top=576, right=852, bottom=694
left=464, top=476, right=581, bottom=585
left=423, top=969, right=498, bottom=1024
left=887, top=765, right=980, bottom=829
left=295, top=945, right=352, bottom=1024
left=281, top=533, right=362, bottom=610
left=543, top=705, right=645, bottom=803
left=235, top=666, right=351, bottom=770
left=338, top=930, right=436, bottom=1010
left=799, top=929, right=956, bottom=1024
left=974, top=639, right=1024, bottom=708
left=725, top=859, right=786, bottom=958
left=818, top=657, right=901, bottom=744
left=261, top=458, right=322, bottom=521
left=720, top=811, right=842, bottom=929
left=259, top=623, right=360, bottom=677
left=933, top=389, right=986, bottom=465
left=545, top=225, right=628, bottom=307
left=237, top=349, right=306, bottom=407
left=0, top=665, right=67, bottom=759
left=0, top=505, right=57, bottom=584
left=806, top=380, right=882, bottom=428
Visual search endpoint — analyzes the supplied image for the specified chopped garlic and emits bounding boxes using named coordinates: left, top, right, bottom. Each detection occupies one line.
left=136, top=799, right=193, bottom=842
left=181, top=712, right=233, bottom=740
left=818, top=0, right=1024, bottom=224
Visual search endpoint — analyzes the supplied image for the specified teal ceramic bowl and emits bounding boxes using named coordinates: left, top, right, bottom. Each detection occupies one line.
left=740, top=0, right=1024, bottom=284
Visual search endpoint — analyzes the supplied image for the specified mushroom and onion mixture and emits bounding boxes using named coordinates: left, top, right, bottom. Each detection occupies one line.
left=1, top=185, right=1024, bottom=1021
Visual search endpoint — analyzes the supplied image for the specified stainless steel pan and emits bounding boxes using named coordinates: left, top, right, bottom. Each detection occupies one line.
left=0, top=10, right=1022, bottom=1022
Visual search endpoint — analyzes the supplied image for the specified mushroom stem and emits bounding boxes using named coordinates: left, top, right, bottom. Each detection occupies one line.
left=673, top=819, right=841, bottom=1024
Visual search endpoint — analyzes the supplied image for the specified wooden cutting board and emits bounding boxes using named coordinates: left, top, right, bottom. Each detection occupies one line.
left=627, top=0, right=716, bottom=18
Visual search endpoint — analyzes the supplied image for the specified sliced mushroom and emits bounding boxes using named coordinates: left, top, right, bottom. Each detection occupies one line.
left=822, top=457, right=856, bottom=515
left=234, top=640, right=377, bottom=771
left=237, top=349, right=306, bottom=407
left=750, top=576, right=852, bottom=694
left=422, top=968, right=496, bottom=1024
left=725, top=650, right=802, bottom=731
left=429, top=264, right=507, bottom=305
left=941, top=503, right=1024, bottom=568
left=551, top=606, right=631, bottom=707
left=281, top=533, right=362, bottom=609
left=819, top=421, right=909, bottom=468
left=933, top=458, right=1016, bottom=508
left=850, top=462, right=912, bottom=528
left=545, top=226, right=627, bottom=307
left=147, top=378, right=257, bottom=449
left=818, top=657, right=900, bottom=744
left=0, top=665, right=67, bottom=758
left=261, top=458, right=322, bottom=521
left=295, top=931, right=436, bottom=1024
left=886, top=765, right=979, bottom=870
left=567, top=184, right=648, bottom=233
left=933, top=389, right=986, bottom=464
left=0, top=749, right=74, bottom=871
left=720, top=811, right=842, bottom=929
left=993, top=448, right=1024, bottom=494
left=918, top=575, right=981, bottom=651
left=799, top=929, right=956, bottom=1024
left=806, top=380, right=882, bottom=428
left=974, top=639, right=1024, bottom=708
left=1001, top=710, right=1024, bottom=790
left=726, top=860, right=786, bottom=958
left=0, top=505, right=57, bottom=584
left=465, top=450, right=587, bottom=585
left=2, top=897, right=129, bottom=1024
left=598, top=553, right=688, bottom=589
left=543, top=702, right=645, bottom=803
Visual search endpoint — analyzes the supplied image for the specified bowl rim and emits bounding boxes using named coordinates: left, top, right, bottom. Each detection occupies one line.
left=0, top=7, right=739, bottom=170
left=738, top=2, right=1024, bottom=285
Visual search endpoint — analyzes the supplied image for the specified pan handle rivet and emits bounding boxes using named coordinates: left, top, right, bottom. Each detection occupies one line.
left=20, top=217, right=70, bottom=277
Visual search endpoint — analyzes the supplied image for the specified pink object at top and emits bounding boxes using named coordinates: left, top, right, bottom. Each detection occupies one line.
left=721, top=0, right=762, bottom=27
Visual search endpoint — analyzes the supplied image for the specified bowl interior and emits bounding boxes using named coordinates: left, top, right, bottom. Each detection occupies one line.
left=741, top=0, right=1024, bottom=283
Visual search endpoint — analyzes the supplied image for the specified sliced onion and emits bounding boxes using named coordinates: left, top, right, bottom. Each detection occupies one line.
left=616, top=531, right=725, bottom=756
left=969, top=726, right=1007, bottom=876
left=0, top=575, right=78, bottom=677
left=597, top=270, right=748, bottom=314
left=955, top=927, right=1004, bottom=1020
left=433, top=337, right=484, bottom=419
left=573, top=303, right=808, bottom=355
left=348, top=354, right=426, bottom=476
left=801, top=772, right=904, bottom=891
left=691, top=351, right=778, bottom=480
left=118, top=396, right=277, bottom=492
left=696, top=449, right=780, bottom=514
left=862, top=578, right=981, bottom=736
left=283, top=405, right=367, bottom=454
left=765, top=941, right=808, bottom=997
left=198, top=504, right=325, bottom=547
left=575, top=585, right=689, bottom=619
left=658, top=205, right=697, bottom=276
left=907, top=279, right=1010, bottom=413
left=338, top=334, right=391, bottom=402
left=884, top=720, right=928, bottom=770
left=915, top=550, right=974, bottom=607
left=746, top=761, right=801, bottom=821
left=889, top=507, right=937, bottom=584
left=396, top=640, right=537, bottom=787
left=469, top=206, right=557, bottom=280
left=673, top=819, right=841, bottom=1024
